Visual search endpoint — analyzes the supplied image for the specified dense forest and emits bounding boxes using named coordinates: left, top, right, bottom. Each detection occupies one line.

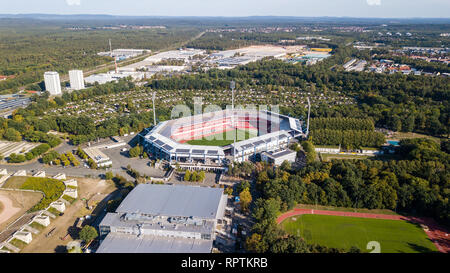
left=0, top=20, right=201, bottom=93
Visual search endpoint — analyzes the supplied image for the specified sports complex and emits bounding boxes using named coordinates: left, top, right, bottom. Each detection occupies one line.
left=139, top=109, right=306, bottom=164
left=278, top=208, right=447, bottom=253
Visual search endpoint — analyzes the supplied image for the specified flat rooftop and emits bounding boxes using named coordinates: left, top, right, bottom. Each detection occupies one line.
left=115, top=184, right=225, bottom=219
left=83, top=147, right=110, bottom=163
left=264, top=149, right=296, bottom=159
left=96, top=233, right=212, bottom=253
left=100, top=212, right=215, bottom=235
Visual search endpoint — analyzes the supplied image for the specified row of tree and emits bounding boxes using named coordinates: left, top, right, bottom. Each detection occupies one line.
left=310, top=129, right=385, bottom=149
left=310, top=117, right=375, bottom=131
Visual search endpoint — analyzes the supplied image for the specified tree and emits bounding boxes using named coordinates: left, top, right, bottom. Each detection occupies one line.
left=197, top=171, right=206, bottom=182
left=280, top=160, right=291, bottom=172
left=78, top=225, right=98, bottom=243
left=184, top=170, right=191, bottom=181
left=129, top=146, right=141, bottom=158
left=301, top=141, right=316, bottom=163
left=105, top=171, right=114, bottom=180
left=237, top=180, right=251, bottom=193
left=3, top=128, right=22, bottom=142
left=224, top=187, right=233, bottom=196
left=239, top=188, right=252, bottom=213
left=42, top=151, right=59, bottom=164
left=245, top=233, right=266, bottom=253
left=88, top=158, right=97, bottom=169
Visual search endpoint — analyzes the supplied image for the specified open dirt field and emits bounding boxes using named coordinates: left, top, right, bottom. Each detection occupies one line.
left=0, top=190, right=42, bottom=231
left=20, top=177, right=117, bottom=253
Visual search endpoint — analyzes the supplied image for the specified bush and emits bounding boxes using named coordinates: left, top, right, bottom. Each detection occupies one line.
left=20, top=177, right=65, bottom=211
left=105, top=171, right=114, bottom=180
left=25, top=152, right=34, bottom=161
left=129, top=145, right=142, bottom=158
left=8, top=153, right=26, bottom=163
left=79, top=225, right=98, bottom=243
left=62, top=195, right=76, bottom=203
left=3, top=128, right=22, bottom=142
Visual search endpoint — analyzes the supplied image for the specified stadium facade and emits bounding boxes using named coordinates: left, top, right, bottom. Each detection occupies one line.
left=139, top=109, right=305, bottom=164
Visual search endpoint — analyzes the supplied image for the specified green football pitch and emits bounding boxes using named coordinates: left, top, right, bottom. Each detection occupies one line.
left=282, top=214, right=438, bottom=253
left=186, top=129, right=257, bottom=146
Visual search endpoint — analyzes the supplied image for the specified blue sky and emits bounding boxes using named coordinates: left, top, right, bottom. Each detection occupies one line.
left=1, top=0, right=449, bottom=18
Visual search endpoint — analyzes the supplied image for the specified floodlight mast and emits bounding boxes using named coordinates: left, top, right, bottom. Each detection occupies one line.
left=306, top=97, right=311, bottom=137
left=109, top=39, right=112, bottom=57
left=152, top=92, right=157, bottom=126
left=230, top=81, right=236, bottom=160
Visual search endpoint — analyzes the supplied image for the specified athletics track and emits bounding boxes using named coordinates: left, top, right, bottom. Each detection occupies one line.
left=276, top=208, right=450, bottom=253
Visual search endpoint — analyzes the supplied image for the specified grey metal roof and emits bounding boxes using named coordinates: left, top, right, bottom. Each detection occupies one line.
left=115, top=184, right=224, bottom=219
left=96, top=233, right=212, bottom=253
left=191, top=149, right=205, bottom=154
left=162, top=144, right=173, bottom=151
left=242, top=144, right=254, bottom=150
left=175, top=149, right=190, bottom=153
left=149, top=136, right=156, bottom=141
left=270, top=149, right=296, bottom=158
left=207, top=150, right=218, bottom=155
left=253, top=140, right=265, bottom=146
left=154, top=139, right=164, bottom=146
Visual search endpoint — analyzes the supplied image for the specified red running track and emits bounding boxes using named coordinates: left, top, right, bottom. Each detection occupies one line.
left=277, top=208, right=450, bottom=253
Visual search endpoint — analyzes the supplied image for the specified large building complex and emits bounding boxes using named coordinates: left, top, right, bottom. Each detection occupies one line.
left=97, top=184, right=227, bottom=253
left=139, top=109, right=305, bottom=164
left=68, top=70, right=85, bottom=90
left=98, top=49, right=150, bottom=61
left=44, top=71, right=61, bottom=95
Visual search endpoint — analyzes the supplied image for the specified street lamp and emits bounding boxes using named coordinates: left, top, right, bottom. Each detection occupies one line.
left=230, top=81, right=236, bottom=160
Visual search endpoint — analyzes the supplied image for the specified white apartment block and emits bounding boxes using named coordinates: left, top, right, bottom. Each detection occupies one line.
left=44, top=71, right=62, bottom=95
left=69, top=70, right=85, bottom=90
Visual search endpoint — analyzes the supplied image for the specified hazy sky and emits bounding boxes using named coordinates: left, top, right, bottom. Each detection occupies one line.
left=1, top=0, right=449, bottom=18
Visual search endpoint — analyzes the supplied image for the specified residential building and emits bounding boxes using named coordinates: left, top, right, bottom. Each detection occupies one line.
left=44, top=71, right=61, bottom=95
left=69, top=70, right=85, bottom=90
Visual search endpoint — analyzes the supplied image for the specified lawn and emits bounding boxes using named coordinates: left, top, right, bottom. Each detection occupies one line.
left=390, top=132, right=441, bottom=144
left=186, top=129, right=257, bottom=146
left=282, top=214, right=438, bottom=253
left=320, top=153, right=370, bottom=162
left=2, top=176, right=28, bottom=189
left=29, top=221, right=46, bottom=230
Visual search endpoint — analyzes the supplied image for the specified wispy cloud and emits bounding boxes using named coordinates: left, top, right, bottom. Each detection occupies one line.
left=66, top=0, right=81, bottom=6
left=366, top=0, right=381, bottom=6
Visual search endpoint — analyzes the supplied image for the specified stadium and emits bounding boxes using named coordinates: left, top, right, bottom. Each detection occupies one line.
left=139, top=109, right=306, bottom=164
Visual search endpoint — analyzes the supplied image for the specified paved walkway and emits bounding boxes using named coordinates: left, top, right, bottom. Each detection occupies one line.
left=277, top=208, right=450, bottom=253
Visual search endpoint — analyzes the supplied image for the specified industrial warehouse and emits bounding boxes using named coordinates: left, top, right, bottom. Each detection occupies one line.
left=139, top=108, right=306, bottom=166
left=97, top=184, right=227, bottom=253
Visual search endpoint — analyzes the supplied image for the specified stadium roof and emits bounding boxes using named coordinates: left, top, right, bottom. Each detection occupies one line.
left=96, top=233, right=212, bottom=253
left=115, top=184, right=225, bottom=219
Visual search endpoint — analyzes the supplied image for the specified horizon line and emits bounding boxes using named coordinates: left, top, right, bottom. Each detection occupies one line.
left=0, top=13, right=450, bottom=20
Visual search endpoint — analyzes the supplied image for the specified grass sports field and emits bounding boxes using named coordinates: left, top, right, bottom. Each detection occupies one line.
left=186, top=129, right=257, bottom=146
left=282, top=214, right=438, bottom=253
